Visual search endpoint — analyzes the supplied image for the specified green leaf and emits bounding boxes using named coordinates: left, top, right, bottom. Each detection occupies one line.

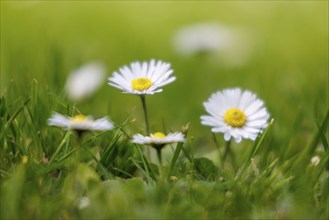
left=168, top=141, right=184, bottom=177
left=194, top=157, right=219, bottom=181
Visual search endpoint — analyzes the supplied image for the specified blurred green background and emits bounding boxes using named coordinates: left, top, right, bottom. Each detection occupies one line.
left=1, top=1, right=328, bottom=144
left=1, top=2, right=328, bottom=219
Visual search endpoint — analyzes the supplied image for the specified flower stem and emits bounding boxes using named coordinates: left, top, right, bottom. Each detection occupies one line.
left=156, top=148, right=163, bottom=179
left=156, top=148, right=162, bottom=167
left=140, top=95, right=150, bottom=135
left=140, top=95, right=151, bottom=159
left=212, top=132, right=221, bottom=165
left=222, top=139, right=231, bottom=164
left=222, top=139, right=237, bottom=171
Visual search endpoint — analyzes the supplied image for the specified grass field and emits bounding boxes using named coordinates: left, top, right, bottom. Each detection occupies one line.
left=1, top=1, right=328, bottom=219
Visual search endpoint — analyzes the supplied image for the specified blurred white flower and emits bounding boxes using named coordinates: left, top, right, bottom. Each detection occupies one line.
left=173, top=22, right=256, bottom=66
left=310, top=156, right=320, bottom=166
left=65, top=62, right=105, bottom=101
left=108, top=59, right=175, bottom=95
left=48, top=112, right=114, bottom=132
left=77, top=197, right=90, bottom=209
left=173, top=23, right=233, bottom=55
left=132, top=132, right=185, bottom=146
left=201, top=88, right=270, bottom=143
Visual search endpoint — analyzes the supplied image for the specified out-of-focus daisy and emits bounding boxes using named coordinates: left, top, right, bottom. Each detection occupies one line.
left=77, top=197, right=90, bottom=209
left=132, top=131, right=185, bottom=165
left=201, top=88, right=270, bottom=143
left=173, top=23, right=233, bottom=55
left=65, top=62, right=105, bottom=101
left=132, top=132, right=185, bottom=146
left=108, top=59, right=176, bottom=95
left=48, top=112, right=113, bottom=136
left=173, top=22, right=255, bottom=66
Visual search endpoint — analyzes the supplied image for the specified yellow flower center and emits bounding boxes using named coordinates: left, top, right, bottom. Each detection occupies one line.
left=131, top=78, right=152, bottom=91
left=71, top=114, right=87, bottom=122
left=224, top=108, right=246, bottom=128
left=152, top=132, right=166, bottom=139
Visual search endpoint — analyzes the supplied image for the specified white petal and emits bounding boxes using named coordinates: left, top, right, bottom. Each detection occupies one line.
left=200, top=115, right=221, bottom=127
left=153, top=76, right=176, bottom=89
left=224, top=132, right=231, bottom=141
left=92, top=118, right=114, bottom=130
left=245, top=119, right=268, bottom=128
left=238, top=90, right=256, bottom=110
left=211, top=127, right=227, bottom=133
left=234, top=135, right=242, bottom=143
left=243, top=126, right=261, bottom=134
left=48, top=113, right=70, bottom=129
left=245, top=100, right=264, bottom=115
left=248, top=108, right=269, bottom=121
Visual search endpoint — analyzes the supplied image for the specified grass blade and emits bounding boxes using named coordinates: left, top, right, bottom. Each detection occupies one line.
left=235, top=118, right=274, bottom=181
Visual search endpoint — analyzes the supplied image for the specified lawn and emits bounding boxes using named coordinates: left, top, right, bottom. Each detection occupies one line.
left=1, top=1, right=328, bottom=219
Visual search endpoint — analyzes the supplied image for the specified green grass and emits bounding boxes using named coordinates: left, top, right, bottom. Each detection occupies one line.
left=1, top=1, right=328, bottom=219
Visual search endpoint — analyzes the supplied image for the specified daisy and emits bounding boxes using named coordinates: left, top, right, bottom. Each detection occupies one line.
left=108, top=59, right=176, bottom=95
left=132, top=131, right=185, bottom=165
left=172, top=22, right=255, bottom=66
left=65, top=62, right=105, bottom=101
left=173, top=23, right=233, bottom=56
left=109, top=59, right=176, bottom=139
left=132, top=132, right=185, bottom=147
left=201, top=88, right=270, bottom=143
left=48, top=112, right=114, bottom=135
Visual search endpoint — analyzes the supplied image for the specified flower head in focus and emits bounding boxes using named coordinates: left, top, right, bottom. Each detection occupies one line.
left=108, top=59, right=176, bottom=95
left=201, top=88, right=270, bottom=143
left=65, top=62, right=105, bottom=101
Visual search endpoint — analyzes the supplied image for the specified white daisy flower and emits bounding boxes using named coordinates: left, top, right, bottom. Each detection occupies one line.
left=48, top=112, right=114, bottom=132
left=108, top=59, right=176, bottom=95
left=65, top=62, right=105, bottom=101
left=172, top=22, right=256, bottom=66
left=173, top=23, right=234, bottom=56
left=77, top=197, right=90, bottom=209
left=131, top=132, right=185, bottom=146
left=201, top=88, right=270, bottom=143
